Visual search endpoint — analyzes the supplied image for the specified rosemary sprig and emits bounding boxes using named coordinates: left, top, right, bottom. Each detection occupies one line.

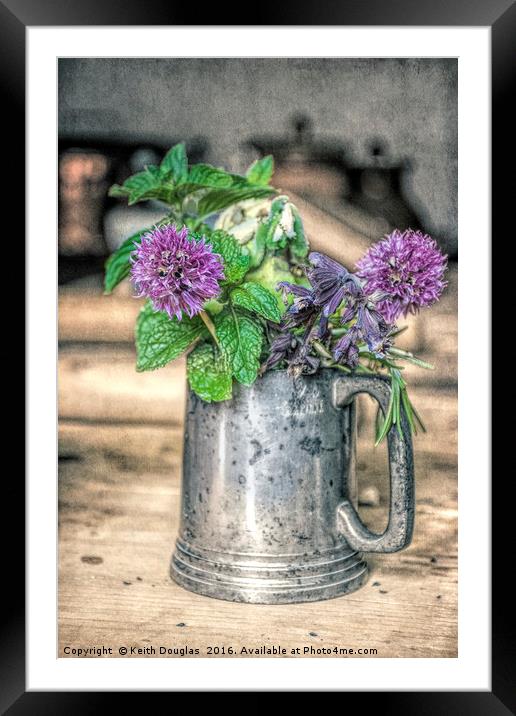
left=374, top=366, right=427, bottom=443
left=375, top=382, right=395, bottom=445
left=388, top=347, right=434, bottom=370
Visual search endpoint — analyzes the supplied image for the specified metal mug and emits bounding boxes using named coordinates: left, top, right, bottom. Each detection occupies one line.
left=171, top=370, right=414, bottom=604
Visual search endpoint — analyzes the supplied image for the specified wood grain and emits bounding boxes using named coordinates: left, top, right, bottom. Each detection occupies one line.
left=58, top=346, right=186, bottom=425
left=58, top=346, right=456, bottom=459
left=59, top=447, right=457, bottom=658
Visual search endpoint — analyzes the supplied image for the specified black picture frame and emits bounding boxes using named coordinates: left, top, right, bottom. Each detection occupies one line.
left=10, top=0, right=513, bottom=710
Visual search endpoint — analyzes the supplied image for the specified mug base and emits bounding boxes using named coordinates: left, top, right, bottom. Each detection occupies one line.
left=170, top=539, right=369, bottom=604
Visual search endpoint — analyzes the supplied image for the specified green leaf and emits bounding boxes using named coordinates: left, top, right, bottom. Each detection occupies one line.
left=109, top=156, right=276, bottom=215
left=393, top=379, right=403, bottom=437
left=257, top=196, right=308, bottom=258
left=187, top=343, right=233, bottom=402
left=161, top=165, right=257, bottom=207
left=203, top=298, right=225, bottom=316
left=182, top=217, right=212, bottom=234
left=246, top=221, right=267, bottom=268
left=135, top=302, right=207, bottom=372
left=246, top=155, right=274, bottom=185
left=389, top=348, right=435, bottom=370
left=188, top=163, right=237, bottom=189
left=400, top=386, right=417, bottom=435
left=245, top=255, right=295, bottom=312
left=104, top=228, right=147, bottom=294
left=109, top=166, right=174, bottom=205
left=261, top=196, right=289, bottom=249
left=230, top=282, right=282, bottom=323
left=160, top=142, right=188, bottom=183
left=205, top=229, right=250, bottom=284
left=215, top=309, right=263, bottom=386
left=197, top=186, right=275, bottom=219
left=290, top=205, right=309, bottom=258
left=375, top=384, right=395, bottom=446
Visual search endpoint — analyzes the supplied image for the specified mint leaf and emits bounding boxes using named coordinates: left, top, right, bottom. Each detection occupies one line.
left=205, top=229, right=250, bottom=284
left=230, top=282, right=282, bottom=323
left=215, top=309, right=263, bottom=386
left=246, top=155, right=274, bottom=185
left=197, top=186, right=275, bottom=219
left=109, top=158, right=275, bottom=214
left=104, top=228, right=147, bottom=294
left=187, top=164, right=236, bottom=189
left=136, top=302, right=207, bottom=372
left=187, top=343, right=233, bottom=402
left=109, top=166, right=174, bottom=205
left=161, top=164, right=249, bottom=206
left=160, top=142, right=188, bottom=183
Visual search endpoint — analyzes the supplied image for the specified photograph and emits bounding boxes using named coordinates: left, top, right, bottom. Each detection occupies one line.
left=11, top=3, right=510, bottom=703
left=57, top=57, right=458, bottom=659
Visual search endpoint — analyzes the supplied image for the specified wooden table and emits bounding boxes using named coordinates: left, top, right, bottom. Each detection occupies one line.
left=59, top=434, right=457, bottom=659
left=58, top=270, right=457, bottom=659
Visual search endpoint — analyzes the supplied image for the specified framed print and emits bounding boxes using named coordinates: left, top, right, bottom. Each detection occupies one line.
left=10, top=0, right=514, bottom=709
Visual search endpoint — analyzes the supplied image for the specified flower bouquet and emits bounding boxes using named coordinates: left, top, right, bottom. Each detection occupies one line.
left=104, top=143, right=447, bottom=445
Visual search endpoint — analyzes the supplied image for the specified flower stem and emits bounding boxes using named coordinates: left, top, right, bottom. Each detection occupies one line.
left=389, top=347, right=434, bottom=370
left=355, top=363, right=375, bottom=375
left=199, top=310, right=219, bottom=346
left=331, top=363, right=352, bottom=374
left=312, top=340, right=333, bottom=360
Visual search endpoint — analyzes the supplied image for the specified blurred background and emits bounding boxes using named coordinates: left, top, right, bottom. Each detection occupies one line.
left=58, top=55, right=457, bottom=557
left=58, top=58, right=457, bottom=276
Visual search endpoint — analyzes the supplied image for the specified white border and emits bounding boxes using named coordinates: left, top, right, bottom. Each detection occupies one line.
left=27, top=27, right=490, bottom=691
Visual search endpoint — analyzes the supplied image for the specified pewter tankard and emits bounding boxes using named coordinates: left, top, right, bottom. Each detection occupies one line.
left=171, top=370, right=414, bottom=603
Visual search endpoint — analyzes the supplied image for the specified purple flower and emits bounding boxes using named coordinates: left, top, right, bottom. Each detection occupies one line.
left=356, top=229, right=447, bottom=323
left=277, top=282, right=319, bottom=329
left=277, top=282, right=314, bottom=312
left=262, top=331, right=319, bottom=376
left=130, top=224, right=224, bottom=320
left=356, top=305, right=390, bottom=354
left=288, top=348, right=320, bottom=377
left=307, top=252, right=362, bottom=316
left=263, top=332, right=298, bottom=371
left=334, top=327, right=360, bottom=368
left=333, top=302, right=393, bottom=368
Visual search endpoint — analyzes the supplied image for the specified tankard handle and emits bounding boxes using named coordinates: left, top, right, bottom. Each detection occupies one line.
left=333, top=375, right=415, bottom=553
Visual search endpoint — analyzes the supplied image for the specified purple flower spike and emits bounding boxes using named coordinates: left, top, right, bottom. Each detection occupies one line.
left=356, top=305, right=388, bottom=351
left=277, top=282, right=319, bottom=330
left=356, top=229, right=447, bottom=323
left=307, top=252, right=362, bottom=316
left=265, top=332, right=298, bottom=369
left=130, top=224, right=224, bottom=320
left=277, top=282, right=314, bottom=313
left=262, top=331, right=319, bottom=376
left=334, top=327, right=360, bottom=369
